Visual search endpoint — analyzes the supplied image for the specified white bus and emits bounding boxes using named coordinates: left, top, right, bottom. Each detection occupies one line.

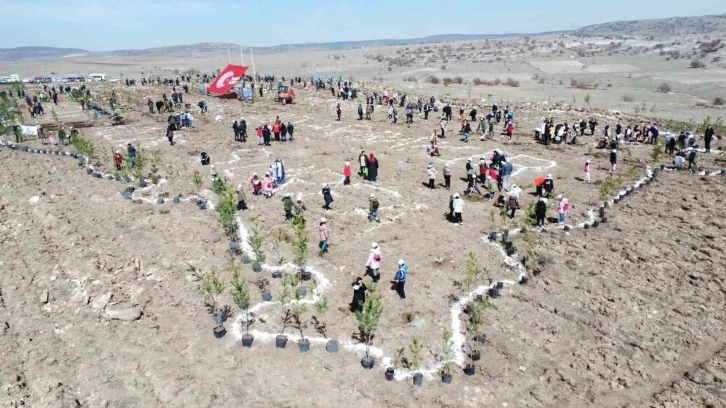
left=88, top=74, right=106, bottom=82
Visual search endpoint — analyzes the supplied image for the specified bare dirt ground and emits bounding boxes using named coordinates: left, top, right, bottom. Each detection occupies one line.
left=1, top=34, right=726, bottom=407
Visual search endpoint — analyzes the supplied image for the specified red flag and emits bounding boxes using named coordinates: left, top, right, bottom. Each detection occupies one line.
left=207, top=64, right=248, bottom=94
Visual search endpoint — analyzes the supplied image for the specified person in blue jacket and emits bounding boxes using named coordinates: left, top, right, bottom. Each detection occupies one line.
left=395, top=259, right=408, bottom=300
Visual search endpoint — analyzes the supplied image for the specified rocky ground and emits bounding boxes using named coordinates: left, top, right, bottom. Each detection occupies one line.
left=1, top=79, right=725, bottom=407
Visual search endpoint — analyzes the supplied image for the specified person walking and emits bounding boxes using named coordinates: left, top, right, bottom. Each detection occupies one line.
left=507, top=185, right=521, bottom=219
left=359, top=151, right=368, bottom=179
left=287, top=121, right=294, bottom=141
left=319, top=217, right=330, bottom=254
left=256, top=125, right=263, bottom=145
left=232, top=120, right=240, bottom=141
left=166, top=125, right=175, bottom=146
left=501, top=160, right=513, bottom=191
left=610, top=149, right=618, bottom=173
left=427, top=163, right=436, bottom=189
left=705, top=125, right=714, bottom=153
left=336, top=103, right=342, bottom=121
left=365, top=243, right=382, bottom=283
left=394, top=260, right=408, bottom=300
left=584, top=159, right=592, bottom=184
left=443, top=163, right=451, bottom=189
left=367, top=153, right=379, bottom=182
left=440, top=118, right=447, bottom=138
left=322, top=183, right=334, bottom=210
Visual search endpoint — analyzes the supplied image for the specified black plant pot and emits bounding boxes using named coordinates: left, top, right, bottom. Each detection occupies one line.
left=300, top=271, right=312, bottom=281
left=275, top=335, right=288, bottom=348
left=488, top=288, right=500, bottom=298
left=361, top=357, right=375, bottom=369
left=464, top=364, right=476, bottom=376
left=604, top=202, right=610, bottom=208
left=124, top=186, right=135, bottom=193
left=252, top=263, right=263, bottom=273
left=601, top=217, right=607, bottom=223
left=489, top=232, right=498, bottom=242
left=533, top=269, right=541, bottom=276
left=385, top=368, right=395, bottom=381
left=613, top=198, right=619, bottom=204
left=271, top=270, right=282, bottom=279
left=326, top=339, right=339, bottom=353
left=519, top=276, right=529, bottom=285
left=241, top=334, right=254, bottom=347
left=298, top=339, right=310, bottom=353
left=412, top=373, right=423, bottom=387
left=86, top=168, right=94, bottom=174
left=463, top=304, right=472, bottom=315
left=198, top=202, right=207, bottom=210
left=190, top=197, right=198, bottom=204
left=213, top=325, right=226, bottom=339
left=563, top=225, right=571, bottom=232
left=156, top=198, right=164, bottom=205
left=592, top=220, right=600, bottom=228
left=114, top=175, right=122, bottom=181
left=442, top=373, right=453, bottom=384
left=173, top=197, right=181, bottom=204
left=139, top=180, right=148, bottom=188
left=598, top=207, right=606, bottom=218
left=475, top=294, right=484, bottom=303
left=296, top=288, right=306, bottom=297
left=121, top=192, right=131, bottom=200
left=474, top=334, right=487, bottom=344
left=241, top=255, right=251, bottom=264
left=134, top=199, right=143, bottom=204
left=261, top=292, right=272, bottom=301
left=229, top=241, right=240, bottom=255
left=583, top=223, right=590, bottom=230
left=496, top=281, right=504, bottom=290
left=502, top=231, right=509, bottom=243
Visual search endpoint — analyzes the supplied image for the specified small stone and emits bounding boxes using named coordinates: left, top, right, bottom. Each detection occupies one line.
left=134, top=258, right=141, bottom=271
left=40, top=290, right=49, bottom=304
left=519, top=366, right=527, bottom=372
left=29, top=196, right=40, bottom=204
left=539, top=376, right=546, bottom=382
left=105, top=306, right=142, bottom=321
left=92, top=292, right=112, bottom=310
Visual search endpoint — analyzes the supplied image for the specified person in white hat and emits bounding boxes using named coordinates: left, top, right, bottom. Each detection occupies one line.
left=452, top=193, right=464, bottom=225
left=543, top=174, right=555, bottom=198
left=427, top=162, right=437, bottom=189
left=584, top=159, right=591, bottom=184
left=394, top=259, right=408, bottom=300
left=322, top=183, right=333, bottom=210
left=368, top=193, right=380, bottom=222
left=319, top=217, right=329, bottom=254
left=365, top=242, right=382, bottom=282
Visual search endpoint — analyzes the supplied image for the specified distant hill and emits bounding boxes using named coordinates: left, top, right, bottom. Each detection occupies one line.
left=574, top=15, right=726, bottom=37
left=0, top=31, right=567, bottom=63
left=0, top=46, right=89, bottom=63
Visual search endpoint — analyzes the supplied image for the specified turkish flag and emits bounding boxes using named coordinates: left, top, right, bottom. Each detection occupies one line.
left=207, top=64, right=248, bottom=95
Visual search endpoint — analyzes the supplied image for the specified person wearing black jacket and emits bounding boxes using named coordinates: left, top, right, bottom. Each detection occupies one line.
left=579, top=119, right=587, bottom=136
left=589, top=118, right=598, bottom=135
left=262, top=124, right=271, bottom=146
left=469, top=108, right=477, bottom=122
left=232, top=120, right=240, bottom=141
left=535, top=197, right=547, bottom=227
left=443, top=103, right=452, bottom=121
left=705, top=125, right=715, bottom=152
left=239, top=119, right=247, bottom=142
left=287, top=122, right=294, bottom=141
left=610, top=149, right=618, bottom=173
left=351, top=277, right=367, bottom=312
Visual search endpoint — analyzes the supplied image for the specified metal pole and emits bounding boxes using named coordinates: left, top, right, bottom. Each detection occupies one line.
left=240, top=46, right=245, bottom=66
left=227, top=49, right=232, bottom=64
left=250, top=48, right=257, bottom=81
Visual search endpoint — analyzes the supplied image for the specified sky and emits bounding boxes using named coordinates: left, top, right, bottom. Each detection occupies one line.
left=0, top=0, right=724, bottom=51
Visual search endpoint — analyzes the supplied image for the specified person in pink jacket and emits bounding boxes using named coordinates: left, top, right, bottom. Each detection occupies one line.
left=263, top=174, right=274, bottom=198
left=584, top=159, right=591, bottom=184
left=319, top=217, right=329, bottom=254
left=427, top=163, right=437, bottom=189
left=557, top=195, right=569, bottom=224
left=365, top=242, right=382, bottom=283
left=343, top=161, right=352, bottom=185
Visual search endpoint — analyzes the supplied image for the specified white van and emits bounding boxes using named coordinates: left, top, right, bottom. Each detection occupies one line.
left=88, top=74, right=106, bottom=82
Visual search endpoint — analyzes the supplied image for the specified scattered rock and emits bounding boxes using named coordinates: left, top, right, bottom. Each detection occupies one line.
left=40, top=290, right=49, bottom=304
left=105, top=306, right=142, bottom=321
left=92, top=292, right=113, bottom=310
left=29, top=196, right=40, bottom=204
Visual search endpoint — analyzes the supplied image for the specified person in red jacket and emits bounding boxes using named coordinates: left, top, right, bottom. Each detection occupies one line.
left=506, top=122, right=514, bottom=140
left=256, top=126, right=263, bottom=145
left=113, top=150, right=124, bottom=170
left=343, top=161, right=352, bottom=185
left=272, top=122, right=281, bottom=142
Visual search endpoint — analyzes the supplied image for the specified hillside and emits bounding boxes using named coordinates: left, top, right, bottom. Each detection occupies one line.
left=0, top=46, right=88, bottom=63
left=575, top=14, right=726, bottom=37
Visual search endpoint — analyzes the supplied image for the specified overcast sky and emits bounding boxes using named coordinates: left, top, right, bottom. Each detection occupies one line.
left=1, top=0, right=724, bottom=51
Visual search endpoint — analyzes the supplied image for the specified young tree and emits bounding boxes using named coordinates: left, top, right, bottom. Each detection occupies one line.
left=292, top=220, right=309, bottom=274
left=355, top=283, right=383, bottom=359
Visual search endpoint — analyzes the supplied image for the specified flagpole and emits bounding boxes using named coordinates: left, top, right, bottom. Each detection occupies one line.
left=240, top=46, right=245, bottom=66
left=227, top=49, right=232, bottom=64
left=250, top=48, right=257, bottom=82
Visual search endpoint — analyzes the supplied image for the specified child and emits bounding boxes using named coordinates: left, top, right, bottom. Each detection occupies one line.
left=319, top=218, right=329, bottom=254
left=584, top=159, right=591, bottom=184
left=557, top=196, right=569, bottom=224
left=443, top=163, right=451, bottom=189
left=427, top=163, right=436, bottom=189
left=343, top=161, right=352, bottom=185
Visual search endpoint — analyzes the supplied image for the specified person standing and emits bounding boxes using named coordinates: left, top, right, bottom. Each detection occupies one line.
left=336, top=103, right=342, bottom=121
left=272, top=121, right=280, bottom=142
left=233, top=120, right=240, bottom=141
left=287, top=121, right=294, bottom=142
left=705, top=125, right=714, bottom=153
left=427, top=163, right=436, bottom=189
left=359, top=151, right=368, bottom=179
left=319, top=217, right=330, bottom=254
left=263, top=124, right=271, bottom=146
left=452, top=193, right=464, bottom=225
left=501, top=160, right=513, bottom=191
left=127, top=143, right=137, bottom=167
left=366, top=243, right=382, bottom=283
left=610, top=149, right=617, bottom=173
left=557, top=195, right=569, bottom=225
left=367, top=153, right=379, bottom=182
left=113, top=150, right=123, bottom=171
left=166, top=125, right=174, bottom=146
left=343, top=161, right=352, bottom=185
left=440, top=118, right=447, bottom=138
left=239, top=118, right=247, bottom=142
left=322, top=183, right=334, bottom=210
left=368, top=193, right=380, bottom=222
left=274, top=158, right=286, bottom=185
left=507, top=185, right=521, bottom=219
left=535, top=197, right=547, bottom=227
left=443, top=163, right=451, bottom=189
left=584, top=159, right=591, bottom=183
left=358, top=104, right=363, bottom=120
left=351, top=277, right=367, bottom=312
left=394, top=260, right=407, bottom=300
left=282, top=193, right=294, bottom=221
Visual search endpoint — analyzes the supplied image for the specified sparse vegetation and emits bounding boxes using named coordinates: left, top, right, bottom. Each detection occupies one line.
left=656, top=83, right=671, bottom=93
left=622, top=94, right=634, bottom=102
left=714, top=97, right=725, bottom=106
left=426, top=75, right=441, bottom=84
left=690, top=59, right=706, bottom=68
